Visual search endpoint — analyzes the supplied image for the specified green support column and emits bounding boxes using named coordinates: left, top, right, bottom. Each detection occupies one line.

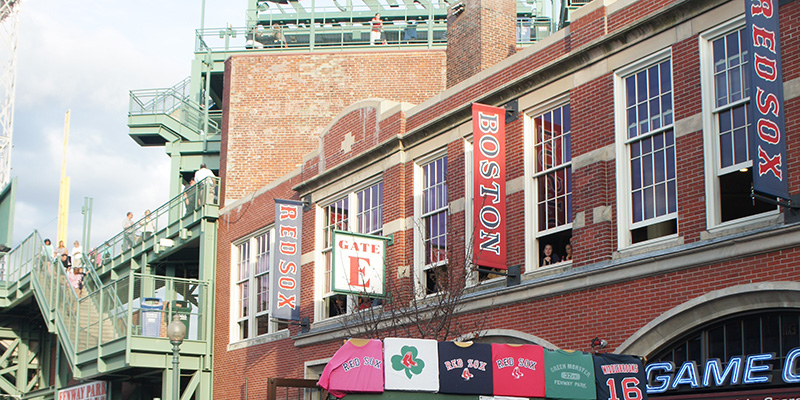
left=161, top=365, right=174, bottom=400
left=16, top=326, right=29, bottom=393
left=190, top=58, right=204, bottom=106
left=168, top=144, right=184, bottom=201
left=195, top=370, right=213, bottom=400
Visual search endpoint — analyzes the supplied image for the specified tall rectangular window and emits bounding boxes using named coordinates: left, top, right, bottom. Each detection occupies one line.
left=236, top=241, right=250, bottom=340
left=319, top=181, right=383, bottom=318
left=617, top=54, right=678, bottom=245
left=702, top=23, right=773, bottom=225
left=357, top=182, right=383, bottom=236
left=234, top=229, right=281, bottom=341
left=421, top=156, right=448, bottom=294
left=322, top=197, right=349, bottom=318
left=533, top=104, right=572, bottom=266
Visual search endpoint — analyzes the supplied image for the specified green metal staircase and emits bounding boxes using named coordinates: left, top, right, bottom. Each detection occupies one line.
left=128, top=77, right=220, bottom=147
left=0, top=177, right=220, bottom=399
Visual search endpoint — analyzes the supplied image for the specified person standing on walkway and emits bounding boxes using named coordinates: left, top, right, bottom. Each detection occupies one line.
left=370, top=13, right=384, bottom=45
left=72, top=240, right=83, bottom=269
left=194, top=164, right=217, bottom=204
left=122, top=212, right=135, bottom=251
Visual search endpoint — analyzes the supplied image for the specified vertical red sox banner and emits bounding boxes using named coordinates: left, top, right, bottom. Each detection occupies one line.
left=746, top=0, right=789, bottom=199
left=271, top=199, right=303, bottom=321
left=472, top=103, right=507, bottom=270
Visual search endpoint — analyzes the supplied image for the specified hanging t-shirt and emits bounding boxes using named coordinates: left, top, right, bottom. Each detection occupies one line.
left=384, top=337, right=439, bottom=392
left=544, top=349, right=596, bottom=400
left=318, top=339, right=384, bottom=398
left=593, top=353, right=648, bottom=400
left=492, top=343, right=545, bottom=397
left=438, top=341, right=493, bottom=395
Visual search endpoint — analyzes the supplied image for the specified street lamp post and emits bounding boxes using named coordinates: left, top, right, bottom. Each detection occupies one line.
left=167, top=314, right=187, bottom=400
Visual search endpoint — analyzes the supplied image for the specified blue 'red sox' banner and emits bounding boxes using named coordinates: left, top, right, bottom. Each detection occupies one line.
left=747, top=0, right=789, bottom=199
left=271, top=199, right=303, bottom=321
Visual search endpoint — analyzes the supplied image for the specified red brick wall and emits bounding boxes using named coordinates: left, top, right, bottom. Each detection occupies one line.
left=453, top=247, right=800, bottom=352
left=221, top=50, right=446, bottom=206
left=569, top=6, right=607, bottom=50
left=446, top=0, right=517, bottom=88
left=607, top=0, right=676, bottom=34
left=570, top=74, right=616, bottom=267
left=212, top=1, right=800, bottom=398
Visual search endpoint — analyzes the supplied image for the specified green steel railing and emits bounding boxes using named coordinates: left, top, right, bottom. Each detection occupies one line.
left=1, top=231, right=211, bottom=372
left=87, top=177, right=219, bottom=269
left=196, top=18, right=447, bottom=52
left=195, top=0, right=595, bottom=52
left=0, top=178, right=219, bottom=375
left=129, top=78, right=220, bottom=137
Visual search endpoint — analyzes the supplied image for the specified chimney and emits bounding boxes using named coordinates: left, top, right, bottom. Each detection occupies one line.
left=445, top=0, right=517, bottom=88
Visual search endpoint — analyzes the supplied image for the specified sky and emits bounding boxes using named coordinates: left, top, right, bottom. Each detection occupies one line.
left=10, top=0, right=243, bottom=249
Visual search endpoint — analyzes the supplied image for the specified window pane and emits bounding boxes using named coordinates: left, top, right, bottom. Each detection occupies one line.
left=644, top=187, right=655, bottom=220
left=535, top=104, right=572, bottom=235
left=423, top=157, right=448, bottom=269
left=626, top=76, right=636, bottom=107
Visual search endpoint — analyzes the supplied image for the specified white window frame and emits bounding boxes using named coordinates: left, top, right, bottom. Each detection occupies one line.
left=532, top=97, right=573, bottom=268
left=525, top=94, right=572, bottom=270
left=614, top=48, right=679, bottom=249
left=314, top=179, right=384, bottom=321
left=413, top=149, right=449, bottom=298
left=229, top=227, right=282, bottom=343
left=699, top=16, right=778, bottom=230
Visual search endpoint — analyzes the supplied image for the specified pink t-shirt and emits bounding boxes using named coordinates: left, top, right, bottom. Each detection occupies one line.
left=318, top=339, right=384, bottom=398
left=492, top=343, right=545, bottom=397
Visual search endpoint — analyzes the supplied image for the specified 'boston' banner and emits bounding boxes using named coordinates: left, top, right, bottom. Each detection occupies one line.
left=472, top=103, right=507, bottom=270
left=271, top=199, right=303, bottom=321
left=746, top=0, right=788, bottom=199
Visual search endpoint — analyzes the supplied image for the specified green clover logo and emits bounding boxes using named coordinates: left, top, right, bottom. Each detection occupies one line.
left=391, top=345, right=425, bottom=379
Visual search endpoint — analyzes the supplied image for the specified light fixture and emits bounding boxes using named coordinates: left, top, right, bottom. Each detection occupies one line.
left=740, top=167, right=749, bottom=173
left=590, top=337, right=608, bottom=349
left=450, top=1, right=464, bottom=16
left=167, top=315, right=187, bottom=400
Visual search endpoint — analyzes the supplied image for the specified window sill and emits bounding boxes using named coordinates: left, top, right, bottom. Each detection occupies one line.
left=615, top=233, right=683, bottom=259
left=311, top=305, right=385, bottom=330
left=227, top=329, right=290, bottom=351
left=703, top=211, right=781, bottom=240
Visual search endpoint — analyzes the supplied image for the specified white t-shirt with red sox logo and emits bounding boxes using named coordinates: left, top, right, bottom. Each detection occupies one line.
left=438, top=341, right=493, bottom=395
left=384, top=338, right=439, bottom=391
left=492, top=343, right=546, bottom=397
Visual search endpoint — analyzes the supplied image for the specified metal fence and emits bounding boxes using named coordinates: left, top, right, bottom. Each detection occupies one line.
left=129, top=78, right=220, bottom=136
left=87, top=177, right=219, bottom=271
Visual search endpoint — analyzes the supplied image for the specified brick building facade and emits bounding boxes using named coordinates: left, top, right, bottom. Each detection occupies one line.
left=213, top=0, right=800, bottom=399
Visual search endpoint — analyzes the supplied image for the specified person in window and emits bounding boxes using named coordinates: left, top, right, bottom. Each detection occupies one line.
left=564, top=243, right=573, bottom=261
left=541, top=244, right=561, bottom=266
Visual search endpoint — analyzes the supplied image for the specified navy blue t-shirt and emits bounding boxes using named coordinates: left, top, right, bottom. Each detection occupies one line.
left=593, top=353, right=648, bottom=400
left=438, top=341, right=493, bottom=395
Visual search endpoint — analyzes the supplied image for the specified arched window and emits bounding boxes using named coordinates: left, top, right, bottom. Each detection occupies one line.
left=648, top=310, right=800, bottom=390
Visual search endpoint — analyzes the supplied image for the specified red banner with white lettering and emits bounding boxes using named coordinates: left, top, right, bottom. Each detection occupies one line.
left=271, top=199, right=303, bottom=321
left=472, top=103, right=507, bottom=270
